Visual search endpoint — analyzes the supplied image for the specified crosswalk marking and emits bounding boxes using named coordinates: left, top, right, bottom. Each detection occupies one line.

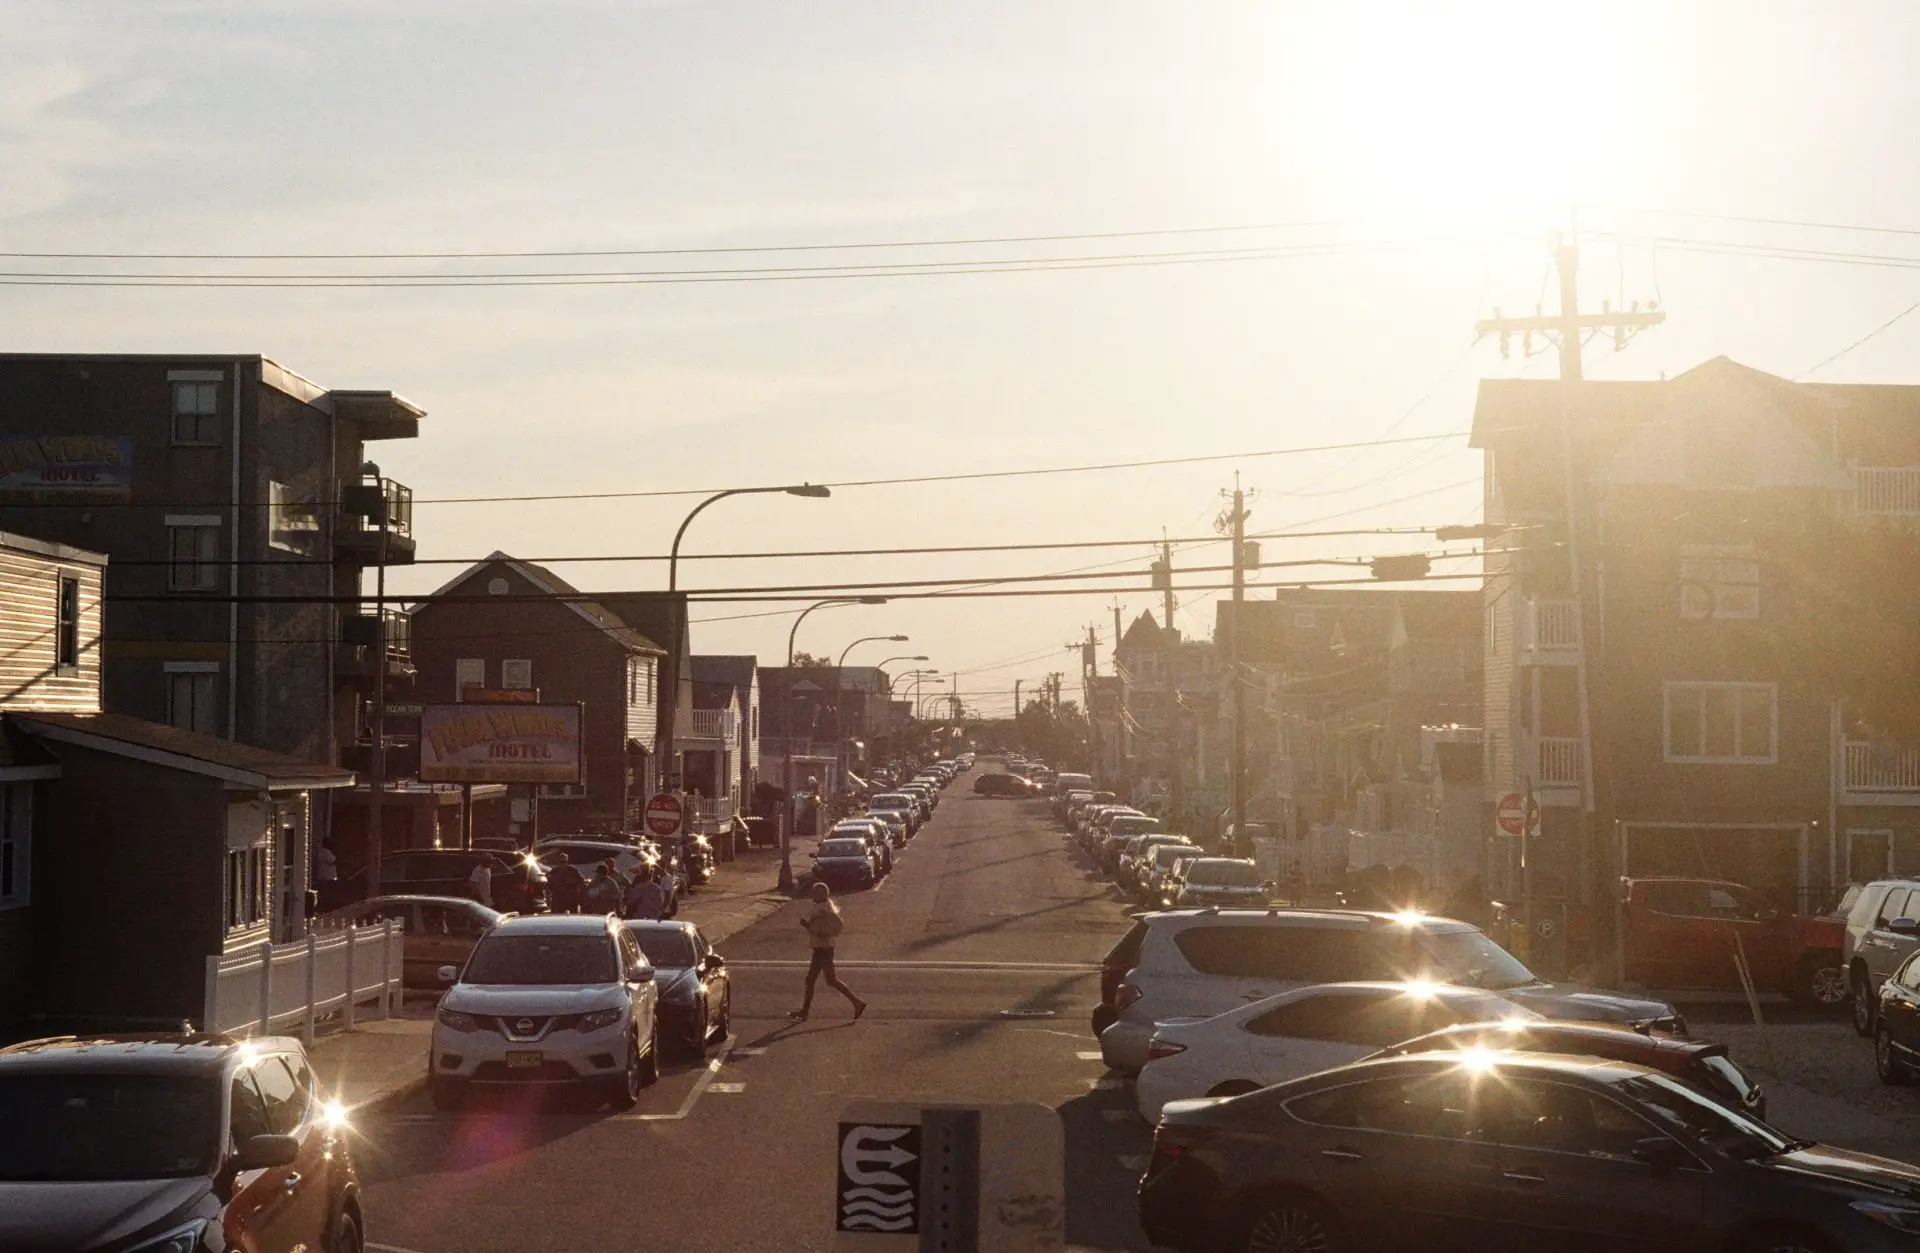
left=709, top=1082, right=746, bottom=1094
left=1076, top=1050, right=1104, bottom=1061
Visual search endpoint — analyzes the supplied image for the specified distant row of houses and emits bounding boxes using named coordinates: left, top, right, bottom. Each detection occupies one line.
left=1093, top=357, right=1920, bottom=961
left=0, top=352, right=915, bottom=1029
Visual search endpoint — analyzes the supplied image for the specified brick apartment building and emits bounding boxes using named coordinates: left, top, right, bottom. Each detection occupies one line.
left=0, top=354, right=422, bottom=838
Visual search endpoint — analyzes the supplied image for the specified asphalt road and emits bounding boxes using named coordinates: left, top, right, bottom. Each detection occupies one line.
left=357, top=772, right=1158, bottom=1253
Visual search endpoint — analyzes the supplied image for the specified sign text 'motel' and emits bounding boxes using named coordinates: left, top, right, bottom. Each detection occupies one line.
left=418, top=702, right=584, bottom=785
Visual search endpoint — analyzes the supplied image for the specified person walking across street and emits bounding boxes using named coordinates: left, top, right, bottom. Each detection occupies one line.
left=790, top=882, right=866, bottom=1021
left=626, top=866, right=667, bottom=920
left=547, top=851, right=585, bottom=914
left=468, top=854, right=503, bottom=908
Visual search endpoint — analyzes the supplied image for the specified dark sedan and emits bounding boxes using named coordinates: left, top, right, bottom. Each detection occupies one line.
left=810, top=837, right=879, bottom=890
left=626, top=920, right=731, bottom=1055
left=1381, top=1019, right=1767, bottom=1119
left=320, top=848, right=548, bottom=914
left=973, top=772, right=1036, bottom=797
left=1141, top=1052, right=1920, bottom=1253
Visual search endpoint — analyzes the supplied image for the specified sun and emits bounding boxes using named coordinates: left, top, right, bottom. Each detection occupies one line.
left=1298, top=2, right=1635, bottom=229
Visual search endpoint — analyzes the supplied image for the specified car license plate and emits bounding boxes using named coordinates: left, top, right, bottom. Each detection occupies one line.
left=505, top=1051, right=543, bottom=1069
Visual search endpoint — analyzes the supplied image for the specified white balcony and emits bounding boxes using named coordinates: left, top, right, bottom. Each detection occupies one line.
left=1533, top=735, right=1584, bottom=790
left=1518, top=599, right=1582, bottom=664
left=680, top=709, right=738, bottom=744
left=687, top=795, right=738, bottom=833
left=1844, top=740, right=1920, bottom=801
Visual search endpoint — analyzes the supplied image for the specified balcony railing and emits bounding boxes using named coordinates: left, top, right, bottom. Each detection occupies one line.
left=338, top=609, right=412, bottom=679
left=337, top=477, right=416, bottom=564
left=1534, top=735, right=1584, bottom=788
left=1852, top=466, right=1920, bottom=517
left=1845, top=740, right=1920, bottom=794
left=681, top=708, right=738, bottom=743
left=1521, top=599, right=1582, bottom=656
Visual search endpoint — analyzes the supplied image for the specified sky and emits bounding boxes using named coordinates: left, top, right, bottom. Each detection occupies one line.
left=6, top=0, right=1920, bottom=715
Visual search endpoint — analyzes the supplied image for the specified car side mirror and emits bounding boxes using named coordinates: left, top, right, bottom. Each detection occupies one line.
left=704, top=954, right=725, bottom=972
left=1891, top=918, right=1920, bottom=935
left=1629, top=1136, right=1689, bottom=1173
left=437, top=964, right=459, bottom=984
left=232, top=1133, right=300, bottom=1172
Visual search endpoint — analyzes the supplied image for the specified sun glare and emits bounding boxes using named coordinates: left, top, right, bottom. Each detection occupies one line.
left=1302, top=3, right=1632, bottom=227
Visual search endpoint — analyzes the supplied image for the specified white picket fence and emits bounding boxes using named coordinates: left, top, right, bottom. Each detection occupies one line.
left=202, top=921, right=404, bottom=1044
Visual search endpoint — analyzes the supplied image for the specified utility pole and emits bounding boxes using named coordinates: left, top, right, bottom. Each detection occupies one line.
left=365, top=470, right=390, bottom=900
left=1157, top=534, right=1176, bottom=639
left=1475, top=226, right=1663, bottom=968
left=1221, top=481, right=1251, bottom=853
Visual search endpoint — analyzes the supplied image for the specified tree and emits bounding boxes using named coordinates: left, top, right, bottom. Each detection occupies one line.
left=1014, top=697, right=1087, bottom=767
left=790, top=651, right=829, bottom=668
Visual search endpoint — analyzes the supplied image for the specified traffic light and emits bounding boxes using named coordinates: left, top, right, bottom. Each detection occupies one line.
left=1370, top=554, right=1432, bottom=581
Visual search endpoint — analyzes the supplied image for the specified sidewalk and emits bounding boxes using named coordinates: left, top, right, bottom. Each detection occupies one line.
left=310, top=844, right=798, bottom=1113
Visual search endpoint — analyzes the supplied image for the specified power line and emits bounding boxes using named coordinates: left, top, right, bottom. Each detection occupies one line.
left=1797, top=298, right=1920, bottom=379
left=0, top=219, right=1349, bottom=262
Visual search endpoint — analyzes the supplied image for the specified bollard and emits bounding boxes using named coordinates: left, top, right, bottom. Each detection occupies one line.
left=302, top=933, right=318, bottom=1046
left=343, top=926, right=357, bottom=1032
left=256, top=941, right=274, bottom=1039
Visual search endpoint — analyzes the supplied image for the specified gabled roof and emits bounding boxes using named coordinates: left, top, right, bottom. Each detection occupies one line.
left=1118, top=610, right=1165, bottom=653
left=9, top=712, right=355, bottom=791
left=414, top=552, right=664, bottom=655
left=692, top=655, right=758, bottom=691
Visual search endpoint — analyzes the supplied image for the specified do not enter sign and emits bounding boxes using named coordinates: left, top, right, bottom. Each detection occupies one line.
left=1495, top=792, right=1540, bottom=837
left=644, top=792, right=683, bottom=837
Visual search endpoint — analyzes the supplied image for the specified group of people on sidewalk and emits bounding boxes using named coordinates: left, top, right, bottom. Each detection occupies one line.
left=463, top=850, right=674, bottom=920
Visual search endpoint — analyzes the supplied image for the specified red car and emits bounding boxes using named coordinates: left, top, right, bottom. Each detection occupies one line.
left=1620, top=876, right=1846, bottom=1009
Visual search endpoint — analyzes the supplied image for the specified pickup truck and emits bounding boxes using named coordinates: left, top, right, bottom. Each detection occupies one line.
left=1620, top=876, right=1846, bottom=1010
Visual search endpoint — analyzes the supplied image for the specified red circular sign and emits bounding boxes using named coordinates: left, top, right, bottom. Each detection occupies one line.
left=1495, top=792, right=1539, bottom=837
left=644, top=792, right=683, bottom=837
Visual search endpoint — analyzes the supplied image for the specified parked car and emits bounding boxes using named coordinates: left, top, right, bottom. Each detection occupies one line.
left=1846, top=877, right=1920, bottom=1035
left=811, top=836, right=880, bottom=890
left=866, top=809, right=909, bottom=845
left=1121, top=836, right=1199, bottom=897
left=1098, top=908, right=1681, bottom=1074
left=838, top=814, right=901, bottom=851
left=973, top=772, right=1036, bottom=798
left=324, top=849, right=548, bottom=914
left=1384, top=1019, right=1768, bottom=1120
left=322, top=894, right=502, bottom=987
left=625, top=920, right=731, bottom=1056
left=1139, top=842, right=1205, bottom=904
left=429, top=913, right=661, bottom=1110
left=1169, top=857, right=1272, bottom=909
left=829, top=819, right=892, bottom=876
left=1620, top=876, right=1845, bottom=1009
left=0, top=1032, right=362, bottom=1253
left=1136, top=981, right=1534, bottom=1121
left=868, top=793, right=921, bottom=835
left=1141, top=1052, right=1920, bottom=1253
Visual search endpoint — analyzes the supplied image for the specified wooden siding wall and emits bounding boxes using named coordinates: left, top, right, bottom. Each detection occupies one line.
left=0, top=545, right=102, bottom=712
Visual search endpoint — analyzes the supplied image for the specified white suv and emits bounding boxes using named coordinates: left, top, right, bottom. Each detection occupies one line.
left=1098, top=908, right=1681, bottom=1074
left=430, top=914, right=661, bottom=1109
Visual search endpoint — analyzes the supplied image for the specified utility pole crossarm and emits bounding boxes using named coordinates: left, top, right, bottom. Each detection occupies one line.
left=1473, top=308, right=1666, bottom=338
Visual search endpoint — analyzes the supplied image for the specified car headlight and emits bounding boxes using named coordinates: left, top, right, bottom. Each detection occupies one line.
left=127, top=1220, right=212, bottom=1253
left=577, top=1008, right=625, bottom=1032
left=437, top=1008, right=480, bottom=1032
left=1854, top=1200, right=1920, bottom=1233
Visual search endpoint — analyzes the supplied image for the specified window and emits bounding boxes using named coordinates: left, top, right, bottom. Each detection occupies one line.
left=267, top=481, right=320, bottom=554
left=502, top=659, right=533, bottom=690
left=1173, top=925, right=1372, bottom=982
left=1679, top=546, right=1760, bottom=621
left=171, top=380, right=219, bottom=445
left=455, top=658, right=485, bottom=699
left=166, top=664, right=220, bottom=735
left=1475, top=1080, right=1657, bottom=1160
left=1877, top=889, right=1917, bottom=929
left=1664, top=682, right=1777, bottom=764
left=228, top=1071, right=270, bottom=1150
left=1287, top=1072, right=1478, bottom=1139
left=166, top=518, right=221, bottom=592
left=55, top=575, right=79, bottom=671
left=251, top=1057, right=306, bottom=1135
left=225, top=846, right=267, bottom=931
left=0, top=785, right=30, bottom=908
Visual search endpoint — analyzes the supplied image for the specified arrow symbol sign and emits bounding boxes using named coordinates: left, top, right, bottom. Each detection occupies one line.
left=841, top=1125, right=917, bottom=1186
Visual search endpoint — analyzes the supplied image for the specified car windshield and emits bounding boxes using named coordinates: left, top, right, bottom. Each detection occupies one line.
left=1414, top=928, right=1541, bottom=991
left=631, top=930, right=697, bottom=967
left=1152, top=845, right=1198, bottom=866
left=1189, top=860, right=1263, bottom=886
left=820, top=839, right=870, bottom=857
left=0, top=1073, right=219, bottom=1181
left=873, top=795, right=913, bottom=806
left=1614, top=1072, right=1791, bottom=1158
left=464, top=934, right=617, bottom=985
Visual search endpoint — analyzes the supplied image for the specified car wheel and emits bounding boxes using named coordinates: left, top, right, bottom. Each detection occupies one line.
left=1207, top=1080, right=1262, bottom=1100
left=332, top=1207, right=365, bottom=1253
left=607, top=1032, right=642, bottom=1110
left=1791, top=957, right=1848, bottom=1011
left=1091, top=1004, right=1119, bottom=1035
left=1877, top=1024, right=1910, bottom=1086
left=682, top=999, right=710, bottom=1057
left=1853, top=973, right=1878, bottom=1037
left=638, top=1017, right=661, bottom=1086
left=428, top=1075, right=465, bottom=1111
left=1242, top=1195, right=1341, bottom=1253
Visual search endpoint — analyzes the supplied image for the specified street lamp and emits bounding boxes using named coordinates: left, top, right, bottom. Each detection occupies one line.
left=780, top=596, right=886, bottom=892
left=659, top=482, right=829, bottom=798
left=834, top=634, right=907, bottom=791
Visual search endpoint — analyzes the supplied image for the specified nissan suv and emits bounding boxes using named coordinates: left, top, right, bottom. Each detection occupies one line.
left=0, top=1033, right=362, bottom=1253
left=1097, top=908, right=1682, bottom=1074
left=430, top=914, right=661, bottom=1110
